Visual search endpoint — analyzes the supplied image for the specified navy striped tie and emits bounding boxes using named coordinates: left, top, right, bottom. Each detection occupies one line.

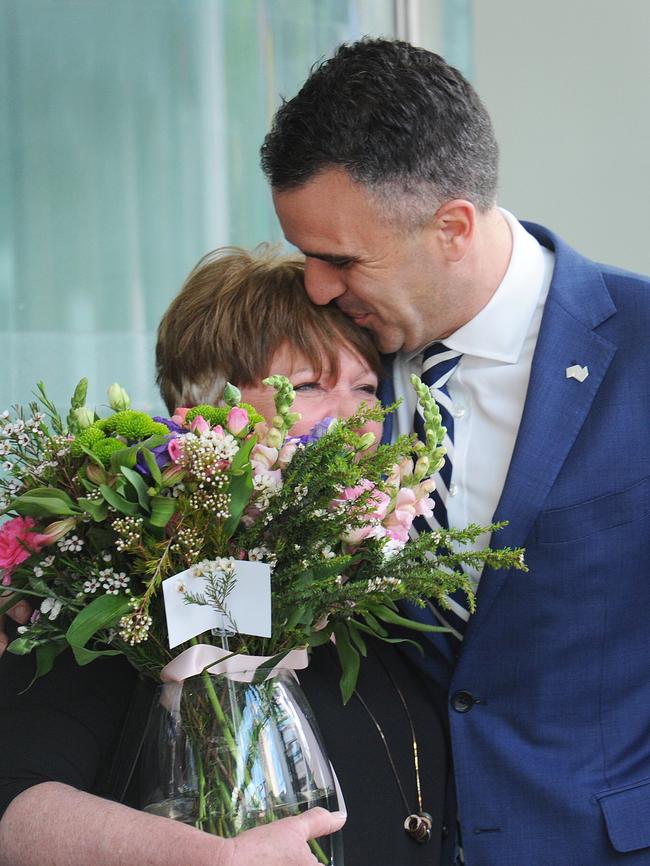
left=412, top=343, right=470, bottom=639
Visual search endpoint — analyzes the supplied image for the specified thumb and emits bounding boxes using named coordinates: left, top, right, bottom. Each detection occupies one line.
left=291, top=807, right=347, bottom=840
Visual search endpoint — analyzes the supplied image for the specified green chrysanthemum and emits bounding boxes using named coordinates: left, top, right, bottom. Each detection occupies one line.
left=93, top=437, right=126, bottom=467
left=185, top=402, right=264, bottom=429
left=185, top=404, right=229, bottom=427
left=70, top=426, right=106, bottom=457
left=100, top=410, right=167, bottom=440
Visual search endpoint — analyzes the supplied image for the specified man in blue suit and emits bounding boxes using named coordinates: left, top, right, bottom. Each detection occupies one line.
left=262, top=38, right=650, bottom=865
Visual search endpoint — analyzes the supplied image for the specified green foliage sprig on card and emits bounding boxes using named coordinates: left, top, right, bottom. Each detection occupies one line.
left=0, top=377, right=526, bottom=701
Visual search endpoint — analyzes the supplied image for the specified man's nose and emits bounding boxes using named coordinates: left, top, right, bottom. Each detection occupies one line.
left=304, top=258, right=345, bottom=305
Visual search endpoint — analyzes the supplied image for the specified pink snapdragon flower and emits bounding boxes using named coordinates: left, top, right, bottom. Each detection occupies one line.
left=226, top=407, right=249, bottom=435
left=251, top=443, right=279, bottom=473
left=0, top=516, right=50, bottom=585
left=333, top=479, right=391, bottom=522
left=277, top=440, right=298, bottom=469
left=383, top=488, right=419, bottom=543
left=383, top=481, right=436, bottom=542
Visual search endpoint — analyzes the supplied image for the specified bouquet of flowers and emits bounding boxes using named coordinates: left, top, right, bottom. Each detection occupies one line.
left=0, top=376, right=524, bottom=694
left=0, top=377, right=525, bottom=855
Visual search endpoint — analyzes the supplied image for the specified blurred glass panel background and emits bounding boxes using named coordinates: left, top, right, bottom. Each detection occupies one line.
left=1, top=0, right=413, bottom=414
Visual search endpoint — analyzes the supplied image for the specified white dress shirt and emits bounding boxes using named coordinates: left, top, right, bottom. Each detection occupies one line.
left=393, top=210, right=555, bottom=585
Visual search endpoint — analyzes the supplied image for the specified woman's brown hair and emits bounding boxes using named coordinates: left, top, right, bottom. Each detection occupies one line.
left=156, top=245, right=381, bottom=413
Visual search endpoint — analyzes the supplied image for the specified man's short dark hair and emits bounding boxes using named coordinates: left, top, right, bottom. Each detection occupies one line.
left=261, top=38, right=499, bottom=225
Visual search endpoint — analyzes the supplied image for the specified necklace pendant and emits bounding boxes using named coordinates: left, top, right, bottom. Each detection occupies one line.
left=404, top=811, right=432, bottom=843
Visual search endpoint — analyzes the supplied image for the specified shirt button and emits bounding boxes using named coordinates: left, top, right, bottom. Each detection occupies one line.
left=453, top=405, right=466, bottom=419
left=449, top=483, right=458, bottom=496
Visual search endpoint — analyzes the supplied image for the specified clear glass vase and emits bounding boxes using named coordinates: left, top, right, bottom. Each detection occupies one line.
left=139, top=668, right=344, bottom=865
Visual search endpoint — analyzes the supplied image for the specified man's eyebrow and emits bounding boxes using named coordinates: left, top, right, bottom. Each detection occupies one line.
left=301, top=250, right=359, bottom=265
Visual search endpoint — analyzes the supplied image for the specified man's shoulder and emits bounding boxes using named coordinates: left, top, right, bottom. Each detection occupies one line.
left=521, top=219, right=650, bottom=289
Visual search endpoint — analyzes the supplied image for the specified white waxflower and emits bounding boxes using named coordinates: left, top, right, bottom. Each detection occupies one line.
left=40, top=598, right=62, bottom=620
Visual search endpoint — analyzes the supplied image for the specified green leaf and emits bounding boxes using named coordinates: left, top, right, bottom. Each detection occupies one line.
left=347, top=622, right=368, bottom=657
left=10, top=487, right=79, bottom=518
left=75, top=441, right=106, bottom=468
left=307, top=627, right=333, bottom=647
left=65, top=593, right=131, bottom=666
left=78, top=498, right=109, bottom=522
left=109, top=445, right=139, bottom=471
left=285, top=605, right=314, bottom=630
left=141, top=448, right=162, bottom=485
left=223, top=445, right=254, bottom=538
left=148, top=495, right=177, bottom=528
left=99, top=484, right=139, bottom=516
left=361, top=611, right=388, bottom=637
left=6, top=634, right=43, bottom=655
left=230, top=434, right=256, bottom=475
left=31, top=641, right=68, bottom=684
left=69, top=645, right=125, bottom=665
left=27, top=575, right=50, bottom=595
left=333, top=622, right=361, bottom=705
left=120, top=466, right=152, bottom=513
left=307, top=558, right=353, bottom=582
left=250, top=649, right=292, bottom=685
left=371, top=603, right=450, bottom=633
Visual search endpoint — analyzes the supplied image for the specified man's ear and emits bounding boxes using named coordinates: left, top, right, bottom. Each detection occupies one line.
left=430, top=199, right=475, bottom=262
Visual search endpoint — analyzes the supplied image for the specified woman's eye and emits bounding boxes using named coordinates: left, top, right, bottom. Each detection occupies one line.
left=294, top=382, right=320, bottom=393
left=358, top=384, right=378, bottom=396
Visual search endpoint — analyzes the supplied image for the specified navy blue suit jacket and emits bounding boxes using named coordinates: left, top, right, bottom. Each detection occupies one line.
left=391, top=222, right=650, bottom=865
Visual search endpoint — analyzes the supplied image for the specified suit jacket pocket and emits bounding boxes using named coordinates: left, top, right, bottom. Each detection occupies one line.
left=534, top=475, right=650, bottom=544
left=596, top=776, right=650, bottom=852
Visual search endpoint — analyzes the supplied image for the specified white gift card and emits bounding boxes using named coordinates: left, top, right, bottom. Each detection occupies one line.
left=162, top=561, right=272, bottom=649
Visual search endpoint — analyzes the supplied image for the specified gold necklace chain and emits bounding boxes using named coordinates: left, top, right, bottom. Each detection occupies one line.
left=353, top=656, right=433, bottom=844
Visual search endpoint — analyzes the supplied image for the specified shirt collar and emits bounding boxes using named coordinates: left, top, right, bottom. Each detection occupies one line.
left=405, top=209, right=548, bottom=365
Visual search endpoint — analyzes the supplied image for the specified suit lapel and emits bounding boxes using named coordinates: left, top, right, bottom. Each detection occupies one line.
left=463, top=223, right=618, bottom=643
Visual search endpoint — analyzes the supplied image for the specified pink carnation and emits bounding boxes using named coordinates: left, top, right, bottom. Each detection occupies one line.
left=167, top=437, right=183, bottom=463
left=0, top=516, right=49, bottom=585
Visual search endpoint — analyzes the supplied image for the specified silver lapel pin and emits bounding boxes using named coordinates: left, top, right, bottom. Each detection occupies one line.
left=565, top=364, right=589, bottom=382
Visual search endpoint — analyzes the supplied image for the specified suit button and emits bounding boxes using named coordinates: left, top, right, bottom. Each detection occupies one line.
left=451, top=690, right=475, bottom=713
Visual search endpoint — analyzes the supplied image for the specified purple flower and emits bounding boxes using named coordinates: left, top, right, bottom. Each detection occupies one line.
left=295, top=416, right=336, bottom=446
left=135, top=418, right=180, bottom=477
left=153, top=416, right=184, bottom=434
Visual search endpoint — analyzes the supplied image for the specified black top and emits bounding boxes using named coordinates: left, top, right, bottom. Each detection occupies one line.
left=0, top=634, right=448, bottom=866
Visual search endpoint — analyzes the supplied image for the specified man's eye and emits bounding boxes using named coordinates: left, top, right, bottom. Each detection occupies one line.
left=329, top=259, right=352, bottom=270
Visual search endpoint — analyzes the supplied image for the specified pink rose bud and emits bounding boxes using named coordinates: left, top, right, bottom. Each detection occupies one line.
left=190, top=415, right=209, bottom=434
left=161, top=463, right=185, bottom=483
left=227, top=407, right=249, bottom=435
left=40, top=517, right=77, bottom=544
left=86, top=462, right=107, bottom=485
